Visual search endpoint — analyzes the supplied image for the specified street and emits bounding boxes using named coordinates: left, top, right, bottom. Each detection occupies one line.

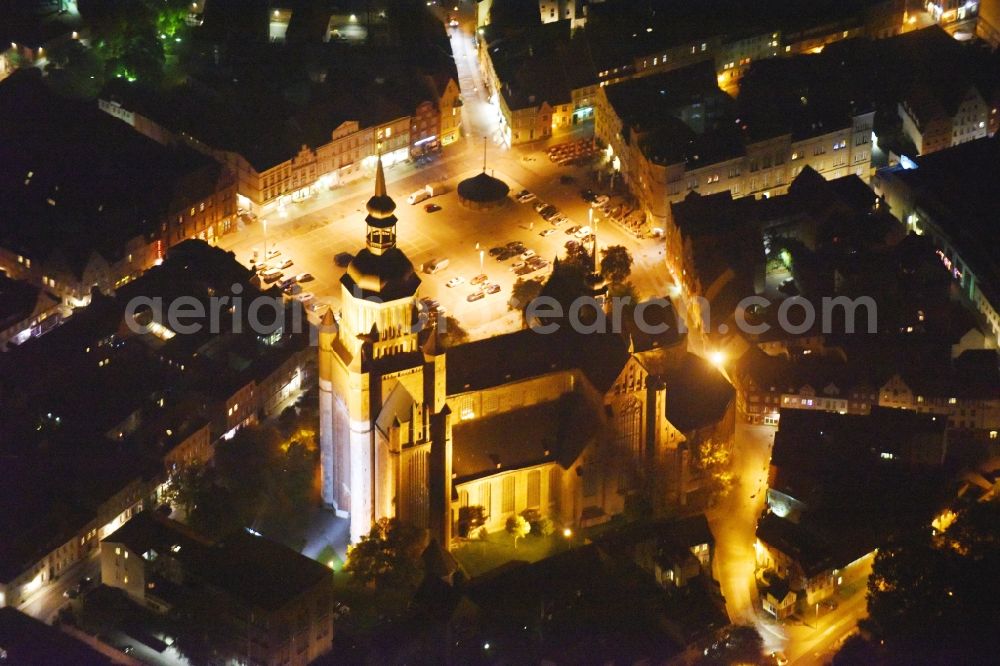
left=18, top=550, right=100, bottom=624
left=709, top=422, right=870, bottom=665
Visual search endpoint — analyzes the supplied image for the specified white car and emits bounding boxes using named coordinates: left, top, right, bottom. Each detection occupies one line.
left=591, top=195, right=609, bottom=207
left=521, top=249, right=536, bottom=260
left=446, top=276, right=466, bottom=288
left=510, top=261, right=526, bottom=271
left=539, top=228, right=556, bottom=237
left=295, top=292, right=315, bottom=305
left=294, top=272, right=314, bottom=282
left=575, top=226, right=592, bottom=239
left=309, top=301, right=329, bottom=313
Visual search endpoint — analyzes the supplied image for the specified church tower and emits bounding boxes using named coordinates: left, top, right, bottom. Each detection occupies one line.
left=319, top=156, right=429, bottom=546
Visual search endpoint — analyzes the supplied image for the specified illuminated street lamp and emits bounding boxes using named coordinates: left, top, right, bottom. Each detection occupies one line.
left=262, top=218, right=268, bottom=263
left=709, top=350, right=726, bottom=367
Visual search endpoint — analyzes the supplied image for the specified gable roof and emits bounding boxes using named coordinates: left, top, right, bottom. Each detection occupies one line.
left=446, top=327, right=631, bottom=395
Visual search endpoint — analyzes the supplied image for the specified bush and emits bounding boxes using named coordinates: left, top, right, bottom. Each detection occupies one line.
left=457, top=505, right=486, bottom=538
left=531, top=517, right=554, bottom=537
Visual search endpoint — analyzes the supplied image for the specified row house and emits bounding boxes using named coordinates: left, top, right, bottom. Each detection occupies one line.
left=899, top=83, right=990, bottom=155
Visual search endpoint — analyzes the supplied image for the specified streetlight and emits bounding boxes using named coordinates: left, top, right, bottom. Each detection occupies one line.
left=262, top=218, right=268, bottom=262
left=709, top=350, right=726, bottom=367
left=479, top=249, right=485, bottom=274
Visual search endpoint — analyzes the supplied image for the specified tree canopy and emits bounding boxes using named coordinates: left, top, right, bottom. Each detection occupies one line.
left=344, top=518, right=429, bottom=589
left=600, top=245, right=634, bottom=284
left=842, top=500, right=1000, bottom=664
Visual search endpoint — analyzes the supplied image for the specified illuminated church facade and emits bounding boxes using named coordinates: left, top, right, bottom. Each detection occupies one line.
left=319, top=159, right=715, bottom=546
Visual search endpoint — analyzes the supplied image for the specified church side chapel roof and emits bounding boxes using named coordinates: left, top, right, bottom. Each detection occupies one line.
left=451, top=392, right=600, bottom=482
left=446, top=327, right=632, bottom=395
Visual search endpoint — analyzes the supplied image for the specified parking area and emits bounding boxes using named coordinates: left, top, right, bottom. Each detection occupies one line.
left=220, top=154, right=672, bottom=341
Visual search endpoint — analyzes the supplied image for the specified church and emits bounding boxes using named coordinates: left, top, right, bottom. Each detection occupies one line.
left=319, top=159, right=730, bottom=547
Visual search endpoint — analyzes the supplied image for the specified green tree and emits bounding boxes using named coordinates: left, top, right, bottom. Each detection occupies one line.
left=699, top=625, right=764, bottom=665
left=505, top=514, right=531, bottom=549
left=852, top=501, right=1000, bottom=664
left=44, top=40, right=106, bottom=99
left=693, top=437, right=734, bottom=502
left=599, top=245, right=633, bottom=284
left=344, top=518, right=428, bottom=590
left=509, top=277, right=544, bottom=323
left=439, top=315, right=469, bottom=348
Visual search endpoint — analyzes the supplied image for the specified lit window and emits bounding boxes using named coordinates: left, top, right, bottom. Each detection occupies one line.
left=115, top=547, right=121, bottom=555
left=948, top=397, right=957, bottom=405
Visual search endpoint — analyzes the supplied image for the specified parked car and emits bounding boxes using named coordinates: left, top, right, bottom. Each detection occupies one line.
left=294, top=292, right=315, bottom=305
left=580, top=188, right=597, bottom=202
left=528, top=257, right=549, bottom=269
left=505, top=240, right=525, bottom=250
left=407, top=189, right=430, bottom=205
left=488, top=246, right=505, bottom=257
left=514, top=264, right=537, bottom=276
left=539, top=228, right=556, bottom=237
left=261, top=269, right=283, bottom=283
left=521, top=249, right=536, bottom=260
left=283, top=283, right=302, bottom=295
left=309, top=301, right=329, bottom=313
left=294, top=272, right=313, bottom=282
left=510, top=261, right=526, bottom=270
left=446, top=276, right=466, bottom=288
left=471, top=273, right=488, bottom=285
left=424, top=203, right=441, bottom=213
left=423, top=258, right=450, bottom=274
left=533, top=200, right=549, bottom=213
left=278, top=276, right=297, bottom=290
left=484, top=283, right=501, bottom=294
left=575, top=225, right=592, bottom=238
left=496, top=250, right=514, bottom=262
left=277, top=259, right=293, bottom=270
left=565, top=225, right=581, bottom=235
left=467, top=290, right=485, bottom=302
left=540, top=206, right=560, bottom=221
left=592, top=194, right=610, bottom=207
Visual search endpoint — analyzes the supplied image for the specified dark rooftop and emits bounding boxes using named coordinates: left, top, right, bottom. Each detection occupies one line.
left=0, top=71, right=223, bottom=274
left=878, top=136, right=1000, bottom=306
left=664, top=353, right=734, bottom=432
left=207, top=530, right=332, bottom=611
left=451, top=392, right=599, bottom=481
left=0, top=607, right=113, bottom=666
left=446, top=326, right=632, bottom=395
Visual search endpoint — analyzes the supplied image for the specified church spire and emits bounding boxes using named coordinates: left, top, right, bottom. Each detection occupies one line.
left=364, top=154, right=398, bottom=255
left=374, top=154, right=387, bottom=198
